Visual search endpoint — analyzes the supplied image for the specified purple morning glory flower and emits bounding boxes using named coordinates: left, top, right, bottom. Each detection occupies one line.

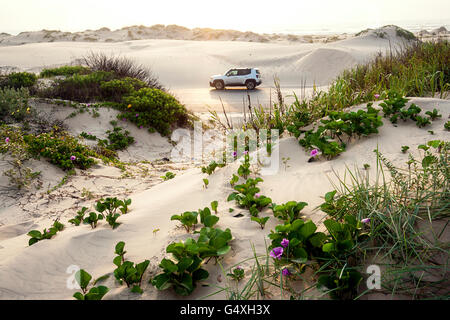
left=244, top=150, right=249, bottom=155
left=361, top=218, right=370, bottom=224
left=270, top=247, right=284, bottom=260
left=70, top=155, right=76, bottom=161
left=232, top=151, right=237, bottom=157
left=374, top=94, right=380, bottom=99
left=282, top=268, right=291, bottom=276
left=139, top=126, right=143, bottom=129
left=281, top=238, right=289, bottom=248
left=5, top=137, right=9, bottom=143
left=310, top=149, right=319, bottom=157
left=236, top=266, right=242, bottom=270
left=136, top=114, right=139, bottom=117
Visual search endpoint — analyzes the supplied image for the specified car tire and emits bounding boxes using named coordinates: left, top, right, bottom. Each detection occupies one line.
left=246, top=80, right=256, bottom=90
left=214, top=81, right=225, bottom=90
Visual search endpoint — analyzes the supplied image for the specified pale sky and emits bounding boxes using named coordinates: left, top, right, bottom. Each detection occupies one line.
left=1, top=0, right=450, bottom=34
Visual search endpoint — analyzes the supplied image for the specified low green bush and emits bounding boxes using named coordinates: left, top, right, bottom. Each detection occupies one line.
left=0, top=87, right=31, bottom=122
left=99, top=77, right=146, bottom=102
left=99, top=126, right=135, bottom=151
left=47, top=71, right=115, bottom=102
left=24, top=131, right=96, bottom=170
left=40, top=66, right=91, bottom=78
left=121, top=88, right=189, bottom=136
left=1, top=72, right=37, bottom=89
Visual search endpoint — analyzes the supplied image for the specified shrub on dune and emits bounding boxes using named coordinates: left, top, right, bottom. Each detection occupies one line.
left=121, top=88, right=189, bottom=136
left=0, top=72, right=37, bottom=90
left=40, top=65, right=91, bottom=78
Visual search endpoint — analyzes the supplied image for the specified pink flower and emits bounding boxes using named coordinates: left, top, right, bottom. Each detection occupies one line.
left=70, top=155, right=76, bottom=161
left=282, top=268, right=291, bottom=276
left=139, top=126, right=143, bottom=129
left=281, top=238, right=289, bottom=248
left=374, top=94, right=380, bottom=99
left=361, top=218, right=370, bottom=224
left=244, top=150, right=249, bottom=155
left=270, top=247, right=284, bottom=260
left=5, top=137, right=9, bottom=143
left=310, top=149, right=319, bottom=157
left=135, top=114, right=139, bottom=117
left=255, top=193, right=261, bottom=198
left=236, top=266, right=242, bottom=270
left=232, top=151, right=237, bottom=157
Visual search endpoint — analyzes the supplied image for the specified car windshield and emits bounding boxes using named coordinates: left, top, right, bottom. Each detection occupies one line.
left=225, top=69, right=238, bottom=76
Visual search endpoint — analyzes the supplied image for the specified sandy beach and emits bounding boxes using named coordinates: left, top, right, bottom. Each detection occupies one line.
left=0, top=22, right=448, bottom=302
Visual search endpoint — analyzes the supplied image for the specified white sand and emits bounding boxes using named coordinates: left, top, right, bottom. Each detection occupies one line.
left=0, top=26, right=418, bottom=112
left=0, top=98, right=448, bottom=299
left=0, top=25, right=448, bottom=299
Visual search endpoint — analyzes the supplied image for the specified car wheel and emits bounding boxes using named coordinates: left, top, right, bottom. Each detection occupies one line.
left=246, top=80, right=256, bottom=90
left=214, top=81, right=224, bottom=90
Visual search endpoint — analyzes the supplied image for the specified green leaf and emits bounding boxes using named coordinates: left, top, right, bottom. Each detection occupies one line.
left=160, top=258, right=177, bottom=273
left=28, top=238, right=39, bottom=246
left=73, top=292, right=84, bottom=300
left=216, top=245, right=231, bottom=256
left=322, top=242, right=335, bottom=253
left=93, top=274, right=110, bottom=285
left=323, top=219, right=341, bottom=239
left=309, top=232, right=327, bottom=247
left=204, top=215, right=219, bottom=228
left=299, top=221, right=317, bottom=239
left=115, top=241, right=125, bottom=255
left=422, top=155, right=436, bottom=168
left=152, top=274, right=172, bottom=290
left=75, top=269, right=92, bottom=290
left=27, top=230, right=42, bottom=238
left=324, top=190, right=337, bottom=202
left=177, top=257, right=193, bottom=273
left=193, top=268, right=209, bottom=281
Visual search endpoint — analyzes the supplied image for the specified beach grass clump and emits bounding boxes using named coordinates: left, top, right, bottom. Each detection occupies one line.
left=336, top=40, right=450, bottom=100
left=315, top=141, right=449, bottom=299
left=83, top=52, right=163, bottom=90
left=40, top=65, right=91, bottom=78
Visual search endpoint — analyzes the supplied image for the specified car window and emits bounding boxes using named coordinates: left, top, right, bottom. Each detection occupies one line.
left=226, top=70, right=238, bottom=76
left=255, top=69, right=260, bottom=75
left=237, top=69, right=251, bottom=76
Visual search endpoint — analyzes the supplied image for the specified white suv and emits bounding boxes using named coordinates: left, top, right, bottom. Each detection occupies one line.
left=209, top=68, right=262, bottom=90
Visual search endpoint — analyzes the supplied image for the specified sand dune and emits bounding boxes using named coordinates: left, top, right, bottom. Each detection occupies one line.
left=0, top=26, right=416, bottom=110
left=0, top=98, right=448, bottom=299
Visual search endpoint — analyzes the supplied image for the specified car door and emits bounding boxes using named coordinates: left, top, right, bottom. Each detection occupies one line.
left=224, top=69, right=239, bottom=85
left=237, top=69, right=251, bottom=85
